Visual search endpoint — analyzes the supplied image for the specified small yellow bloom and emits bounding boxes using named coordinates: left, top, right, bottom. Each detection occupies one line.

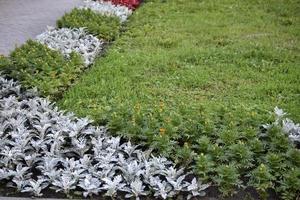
left=159, top=128, right=166, bottom=136
left=134, top=103, right=141, bottom=113
left=259, top=164, right=266, bottom=170
left=131, top=117, right=136, bottom=125
left=159, top=101, right=164, bottom=112
left=165, top=117, right=171, bottom=123
left=184, top=142, right=189, bottom=147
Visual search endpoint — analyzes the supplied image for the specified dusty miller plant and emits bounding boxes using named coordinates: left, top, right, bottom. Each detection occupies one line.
left=36, top=27, right=103, bottom=65
left=263, top=107, right=300, bottom=144
left=81, top=0, right=132, bottom=22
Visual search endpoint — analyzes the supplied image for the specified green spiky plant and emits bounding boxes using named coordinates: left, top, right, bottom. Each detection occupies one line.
left=228, top=141, right=254, bottom=170
left=248, top=164, right=274, bottom=200
left=277, top=168, right=300, bottom=200
left=213, top=164, right=242, bottom=196
left=195, top=153, right=215, bottom=181
left=265, top=153, right=287, bottom=178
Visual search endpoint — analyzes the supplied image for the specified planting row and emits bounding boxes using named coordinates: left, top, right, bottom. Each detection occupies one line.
left=1, top=0, right=139, bottom=98
left=0, top=76, right=208, bottom=199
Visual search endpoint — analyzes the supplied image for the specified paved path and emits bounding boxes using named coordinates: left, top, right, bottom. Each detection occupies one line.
left=0, top=0, right=83, bottom=55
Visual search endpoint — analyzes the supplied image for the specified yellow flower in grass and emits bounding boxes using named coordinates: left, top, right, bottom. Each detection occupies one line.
left=184, top=142, right=189, bottom=147
left=159, top=128, right=166, bottom=136
left=159, top=101, right=164, bottom=112
left=165, top=117, right=171, bottom=123
left=131, top=116, right=136, bottom=126
left=134, top=103, right=141, bottom=113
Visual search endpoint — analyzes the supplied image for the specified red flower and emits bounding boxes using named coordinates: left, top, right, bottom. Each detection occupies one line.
left=104, top=0, right=141, bottom=10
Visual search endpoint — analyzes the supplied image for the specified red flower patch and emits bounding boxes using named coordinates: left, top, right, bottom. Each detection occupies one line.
left=105, top=0, right=141, bottom=10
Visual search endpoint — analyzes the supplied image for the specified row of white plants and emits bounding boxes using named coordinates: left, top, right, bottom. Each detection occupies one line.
left=81, top=0, right=133, bottom=22
left=37, top=27, right=103, bottom=66
left=36, top=0, right=133, bottom=66
left=0, top=77, right=209, bottom=199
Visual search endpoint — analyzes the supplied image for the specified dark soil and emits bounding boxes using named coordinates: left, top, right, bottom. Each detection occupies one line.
left=0, top=182, right=280, bottom=200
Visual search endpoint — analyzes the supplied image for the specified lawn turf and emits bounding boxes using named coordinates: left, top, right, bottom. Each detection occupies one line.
left=59, top=0, right=300, bottom=196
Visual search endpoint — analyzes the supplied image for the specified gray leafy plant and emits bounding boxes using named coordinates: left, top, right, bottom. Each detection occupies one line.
left=81, top=0, right=132, bottom=22
left=263, top=107, right=300, bottom=143
left=0, top=76, right=209, bottom=199
left=36, top=26, right=103, bottom=65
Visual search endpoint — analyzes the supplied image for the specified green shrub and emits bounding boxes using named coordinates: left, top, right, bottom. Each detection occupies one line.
left=0, top=55, right=11, bottom=71
left=9, top=40, right=84, bottom=98
left=57, top=8, right=121, bottom=41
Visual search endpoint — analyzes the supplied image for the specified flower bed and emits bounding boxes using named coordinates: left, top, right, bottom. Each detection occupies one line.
left=0, top=76, right=209, bottom=199
left=57, top=8, right=121, bottom=41
left=82, top=0, right=133, bottom=22
left=103, top=0, right=141, bottom=10
left=36, top=27, right=103, bottom=66
left=6, top=40, right=84, bottom=98
left=1, top=0, right=299, bottom=199
left=58, top=1, right=300, bottom=199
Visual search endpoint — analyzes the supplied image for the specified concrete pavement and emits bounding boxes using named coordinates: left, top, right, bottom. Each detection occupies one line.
left=0, top=0, right=83, bottom=55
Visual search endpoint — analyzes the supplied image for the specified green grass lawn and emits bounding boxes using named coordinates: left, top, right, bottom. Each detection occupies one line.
left=59, top=0, right=300, bottom=197
left=60, top=0, right=300, bottom=149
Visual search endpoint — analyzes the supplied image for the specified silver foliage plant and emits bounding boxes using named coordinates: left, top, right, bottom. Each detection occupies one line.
left=0, top=76, right=210, bottom=199
left=81, top=0, right=132, bottom=22
left=263, top=107, right=300, bottom=143
left=36, top=27, right=103, bottom=66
